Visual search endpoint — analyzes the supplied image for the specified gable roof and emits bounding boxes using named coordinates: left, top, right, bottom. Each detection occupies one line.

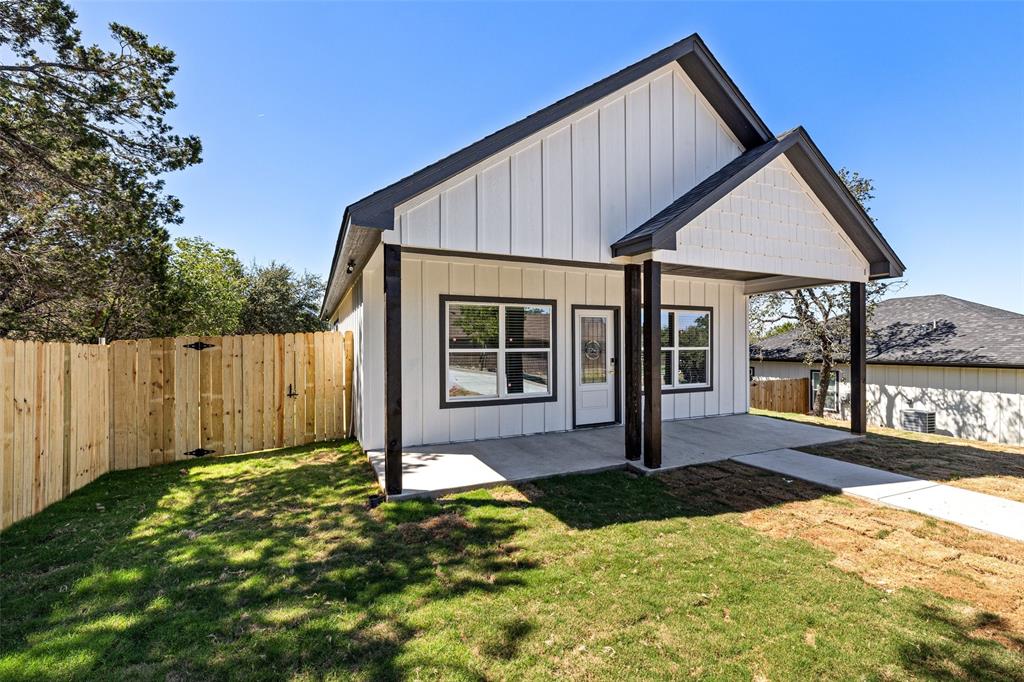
left=612, top=127, right=905, bottom=278
left=343, top=34, right=771, bottom=233
left=322, top=33, right=772, bottom=316
left=750, top=295, right=1024, bottom=369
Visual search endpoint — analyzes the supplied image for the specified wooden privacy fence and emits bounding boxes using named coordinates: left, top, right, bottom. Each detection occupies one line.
left=750, top=378, right=809, bottom=414
left=1, top=331, right=353, bottom=529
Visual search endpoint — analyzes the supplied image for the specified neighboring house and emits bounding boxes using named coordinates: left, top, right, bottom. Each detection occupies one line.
left=321, top=34, right=904, bottom=494
left=750, top=295, right=1024, bottom=445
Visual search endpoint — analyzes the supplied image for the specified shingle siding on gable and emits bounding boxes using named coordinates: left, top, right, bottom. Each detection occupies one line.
left=662, top=155, right=869, bottom=282
left=387, top=63, right=743, bottom=264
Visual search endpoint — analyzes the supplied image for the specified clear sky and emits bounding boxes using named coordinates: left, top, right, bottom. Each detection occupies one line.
left=72, top=1, right=1024, bottom=313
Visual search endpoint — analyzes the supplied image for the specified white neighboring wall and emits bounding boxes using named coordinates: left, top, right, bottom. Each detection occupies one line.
left=751, top=360, right=1024, bottom=446
left=399, top=253, right=749, bottom=448
left=388, top=62, right=742, bottom=263
left=658, top=155, right=870, bottom=282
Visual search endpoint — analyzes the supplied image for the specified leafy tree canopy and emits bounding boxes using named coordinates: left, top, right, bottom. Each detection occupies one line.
left=0, top=0, right=201, bottom=341
left=239, top=263, right=328, bottom=335
left=166, top=238, right=247, bottom=336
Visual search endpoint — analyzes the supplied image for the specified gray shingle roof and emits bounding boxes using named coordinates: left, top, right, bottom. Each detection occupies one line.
left=750, top=295, right=1024, bottom=368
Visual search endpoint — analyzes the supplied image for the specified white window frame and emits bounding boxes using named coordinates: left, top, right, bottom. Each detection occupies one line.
left=810, top=369, right=840, bottom=413
left=442, top=298, right=555, bottom=407
left=660, top=307, right=712, bottom=392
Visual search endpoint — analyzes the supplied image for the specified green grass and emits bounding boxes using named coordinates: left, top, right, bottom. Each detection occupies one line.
left=2, top=442, right=1022, bottom=680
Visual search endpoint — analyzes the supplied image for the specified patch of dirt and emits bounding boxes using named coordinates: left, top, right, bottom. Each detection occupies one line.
left=661, top=461, right=1024, bottom=643
left=397, top=512, right=473, bottom=543
left=489, top=482, right=544, bottom=503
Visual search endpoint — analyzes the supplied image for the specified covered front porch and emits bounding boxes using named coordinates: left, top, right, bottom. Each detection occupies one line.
left=368, top=414, right=859, bottom=500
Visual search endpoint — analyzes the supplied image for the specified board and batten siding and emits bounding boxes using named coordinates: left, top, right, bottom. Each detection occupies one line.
left=752, top=360, right=1024, bottom=446
left=399, top=253, right=749, bottom=448
left=387, top=62, right=742, bottom=264
left=659, top=155, right=870, bottom=282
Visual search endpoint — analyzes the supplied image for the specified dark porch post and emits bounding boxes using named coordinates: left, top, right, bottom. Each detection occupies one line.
left=623, top=264, right=642, bottom=460
left=642, top=259, right=662, bottom=468
left=850, top=281, right=867, bottom=435
left=384, top=244, right=403, bottom=494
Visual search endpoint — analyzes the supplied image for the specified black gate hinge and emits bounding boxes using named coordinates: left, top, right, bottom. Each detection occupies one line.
left=183, top=341, right=216, bottom=351
left=183, top=448, right=215, bottom=458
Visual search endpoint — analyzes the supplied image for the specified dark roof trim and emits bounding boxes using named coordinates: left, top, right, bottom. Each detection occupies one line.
left=345, top=34, right=770, bottom=233
left=611, top=127, right=906, bottom=279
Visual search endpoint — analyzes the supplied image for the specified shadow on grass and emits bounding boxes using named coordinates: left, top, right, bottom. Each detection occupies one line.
left=1, top=440, right=534, bottom=681
left=3, top=443, right=1022, bottom=680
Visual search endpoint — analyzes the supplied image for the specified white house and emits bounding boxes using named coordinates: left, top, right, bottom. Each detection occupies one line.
left=321, top=34, right=905, bottom=494
left=751, top=295, right=1024, bottom=445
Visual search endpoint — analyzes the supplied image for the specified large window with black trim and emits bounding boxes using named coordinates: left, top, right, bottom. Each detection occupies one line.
left=441, top=296, right=556, bottom=408
left=644, top=306, right=713, bottom=393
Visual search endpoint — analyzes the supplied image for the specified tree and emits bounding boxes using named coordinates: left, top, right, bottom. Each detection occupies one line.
left=0, top=0, right=201, bottom=341
left=239, top=263, right=328, bottom=335
left=165, top=237, right=246, bottom=336
left=749, top=168, right=902, bottom=417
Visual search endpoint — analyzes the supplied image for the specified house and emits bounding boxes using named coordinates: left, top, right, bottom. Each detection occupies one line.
left=750, top=295, right=1024, bottom=445
left=321, top=34, right=905, bottom=495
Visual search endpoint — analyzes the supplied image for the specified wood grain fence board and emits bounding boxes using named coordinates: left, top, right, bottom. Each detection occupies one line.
left=293, top=333, right=304, bottom=445
left=209, top=337, right=224, bottom=456
left=199, top=337, right=213, bottom=454
left=314, top=332, right=325, bottom=441
left=221, top=336, right=235, bottom=456
left=1, top=341, right=13, bottom=528
left=343, top=331, right=354, bottom=437
left=148, top=340, right=164, bottom=466
left=275, top=334, right=285, bottom=449
left=241, top=335, right=255, bottom=453
left=231, top=335, right=243, bottom=454
left=282, top=334, right=294, bottom=447
left=750, top=378, right=809, bottom=414
left=261, top=335, right=273, bottom=449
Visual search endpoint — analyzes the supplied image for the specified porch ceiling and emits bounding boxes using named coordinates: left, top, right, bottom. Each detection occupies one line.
left=367, top=414, right=859, bottom=500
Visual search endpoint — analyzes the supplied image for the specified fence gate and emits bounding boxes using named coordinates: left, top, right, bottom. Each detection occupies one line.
left=109, top=331, right=350, bottom=468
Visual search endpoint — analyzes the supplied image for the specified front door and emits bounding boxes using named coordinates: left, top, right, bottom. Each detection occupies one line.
left=574, top=309, right=616, bottom=426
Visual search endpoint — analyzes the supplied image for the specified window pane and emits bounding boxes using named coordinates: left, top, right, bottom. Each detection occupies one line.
left=678, top=311, right=710, bottom=347
left=448, top=352, right=498, bottom=398
left=580, top=316, right=607, bottom=384
left=678, top=350, right=708, bottom=385
left=660, top=350, right=672, bottom=386
left=507, top=352, right=549, bottom=395
left=660, top=311, right=674, bottom=347
left=506, top=305, right=551, bottom=348
left=448, top=304, right=498, bottom=348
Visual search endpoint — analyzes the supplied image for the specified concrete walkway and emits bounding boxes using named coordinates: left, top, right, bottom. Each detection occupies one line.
left=734, top=449, right=1024, bottom=542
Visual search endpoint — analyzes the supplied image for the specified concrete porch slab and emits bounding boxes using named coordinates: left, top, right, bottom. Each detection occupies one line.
left=368, top=414, right=858, bottom=499
left=733, top=448, right=1024, bottom=542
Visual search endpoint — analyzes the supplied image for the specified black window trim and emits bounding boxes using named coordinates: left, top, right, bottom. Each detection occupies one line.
left=656, top=304, right=714, bottom=395
left=439, top=294, right=558, bottom=409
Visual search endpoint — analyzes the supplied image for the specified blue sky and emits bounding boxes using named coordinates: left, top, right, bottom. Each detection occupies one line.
left=73, top=2, right=1024, bottom=312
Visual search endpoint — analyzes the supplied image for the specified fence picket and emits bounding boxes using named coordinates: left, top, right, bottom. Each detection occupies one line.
left=1, top=331, right=347, bottom=529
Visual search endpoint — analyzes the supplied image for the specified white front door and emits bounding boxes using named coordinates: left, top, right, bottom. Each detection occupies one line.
left=574, top=309, right=616, bottom=426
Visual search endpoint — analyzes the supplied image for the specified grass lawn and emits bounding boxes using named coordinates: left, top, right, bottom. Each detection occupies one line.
left=752, top=408, right=1024, bottom=503
left=2, top=441, right=1023, bottom=680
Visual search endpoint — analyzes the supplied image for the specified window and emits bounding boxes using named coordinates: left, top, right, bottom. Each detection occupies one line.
left=810, top=369, right=840, bottom=412
left=442, top=297, right=555, bottom=407
left=643, top=306, right=712, bottom=392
